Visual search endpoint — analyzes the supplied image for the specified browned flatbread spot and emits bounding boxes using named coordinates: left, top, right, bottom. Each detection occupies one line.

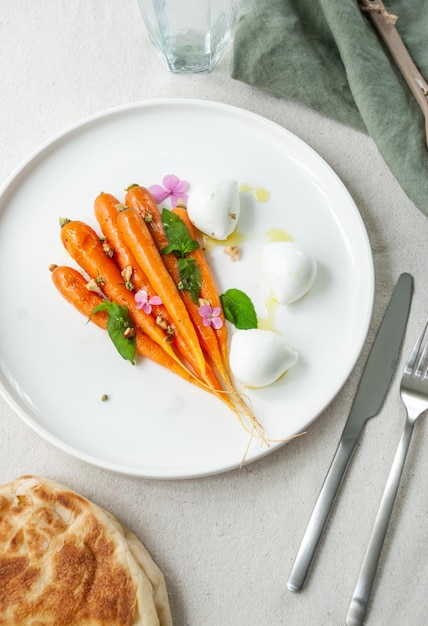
left=0, top=476, right=172, bottom=626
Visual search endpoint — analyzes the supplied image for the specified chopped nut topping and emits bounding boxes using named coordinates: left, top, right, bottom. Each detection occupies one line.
left=121, top=265, right=133, bottom=283
left=156, top=316, right=175, bottom=339
left=223, top=245, right=240, bottom=261
left=198, top=298, right=210, bottom=307
left=121, top=265, right=134, bottom=290
left=123, top=327, right=136, bottom=339
left=156, top=316, right=168, bottom=330
left=102, top=240, right=114, bottom=257
left=86, top=278, right=104, bottom=297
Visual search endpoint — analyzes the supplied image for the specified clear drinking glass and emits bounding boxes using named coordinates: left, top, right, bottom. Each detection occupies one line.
left=137, top=0, right=235, bottom=73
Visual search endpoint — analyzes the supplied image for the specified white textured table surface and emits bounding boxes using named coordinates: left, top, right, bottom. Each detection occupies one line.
left=1, top=2, right=428, bottom=625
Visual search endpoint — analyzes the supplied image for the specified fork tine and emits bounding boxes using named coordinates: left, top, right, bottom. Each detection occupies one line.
left=406, top=320, right=428, bottom=376
left=416, top=340, right=428, bottom=379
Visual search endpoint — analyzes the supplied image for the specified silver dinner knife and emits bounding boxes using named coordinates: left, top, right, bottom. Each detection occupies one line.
left=287, top=272, right=413, bottom=593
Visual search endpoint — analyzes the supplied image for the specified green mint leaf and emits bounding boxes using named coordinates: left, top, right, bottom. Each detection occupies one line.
left=220, top=289, right=258, bottom=330
left=161, top=209, right=199, bottom=257
left=90, top=301, right=136, bottom=364
left=177, top=257, right=202, bottom=303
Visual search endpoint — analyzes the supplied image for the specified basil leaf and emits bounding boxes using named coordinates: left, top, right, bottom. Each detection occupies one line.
left=177, top=257, right=202, bottom=303
left=161, top=209, right=199, bottom=257
left=220, top=288, right=258, bottom=330
left=90, top=302, right=136, bottom=364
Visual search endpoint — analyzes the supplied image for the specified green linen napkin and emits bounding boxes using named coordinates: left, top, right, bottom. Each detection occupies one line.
left=231, top=0, right=428, bottom=217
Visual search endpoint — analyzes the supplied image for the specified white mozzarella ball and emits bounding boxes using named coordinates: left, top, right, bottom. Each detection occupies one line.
left=187, top=180, right=240, bottom=240
left=261, top=241, right=317, bottom=304
left=229, top=329, right=298, bottom=388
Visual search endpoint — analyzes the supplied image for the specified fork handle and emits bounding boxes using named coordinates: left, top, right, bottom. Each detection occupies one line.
left=346, top=418, right=415, bottom=626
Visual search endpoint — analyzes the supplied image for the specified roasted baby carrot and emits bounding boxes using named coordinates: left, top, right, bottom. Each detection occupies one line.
left=57, top=208, right=263, bottom=438
left=116, top=207, right=206, bottom=376
left=59, top=222, right=240, bottom=410
left=125, top=185, right=167, bottom=245
left=124, top=189, right=211, bottom=342
left=173, top=206, right=230, bottom=375
left=125, top=188, right=226, bottom=338
left=125, top=185, right=188, bottom=288
left=170, top=206, right=263, bottom=432
left=50, top=264, right=108, bottom=329
left=125, top=187, right=229, bottom=380
left=59, top=219, right=188, bottom=369
left=115, top=203, right=242, bottom=402
left=94, top=192, right=200, bottom=371
left=125, top=185, right=234, bottom=378
left=124, top=187, right=263, bottom=435
left=50, top=264, right=201, bottom=385
left=94, top=192, right=176, bottom=337
left=94, top=193, right=152, bottom=293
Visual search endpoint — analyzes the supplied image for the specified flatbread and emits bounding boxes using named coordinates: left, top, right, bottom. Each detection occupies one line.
left=0, top=476, right=172, bottom=626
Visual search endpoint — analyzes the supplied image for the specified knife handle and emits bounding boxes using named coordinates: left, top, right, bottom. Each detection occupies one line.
left=287, top=434, right=358, bottom=592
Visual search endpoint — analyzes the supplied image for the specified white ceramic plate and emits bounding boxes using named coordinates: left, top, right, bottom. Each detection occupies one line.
left=0, top=99, right=373, bottom=478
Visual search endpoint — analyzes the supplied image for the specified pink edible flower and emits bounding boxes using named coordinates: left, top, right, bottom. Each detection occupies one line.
left=148, top=174, right=189, bottom=208
left=198, top=304, right=223, bottom=330
left=135, top=289, right=162, bottom=314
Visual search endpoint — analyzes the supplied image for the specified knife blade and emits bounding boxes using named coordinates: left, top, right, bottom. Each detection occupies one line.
left=287, top=272, right=413, bottom=593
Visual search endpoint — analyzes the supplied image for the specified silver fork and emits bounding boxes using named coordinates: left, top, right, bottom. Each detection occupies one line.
left=346, top=319, right=428, bottom=626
